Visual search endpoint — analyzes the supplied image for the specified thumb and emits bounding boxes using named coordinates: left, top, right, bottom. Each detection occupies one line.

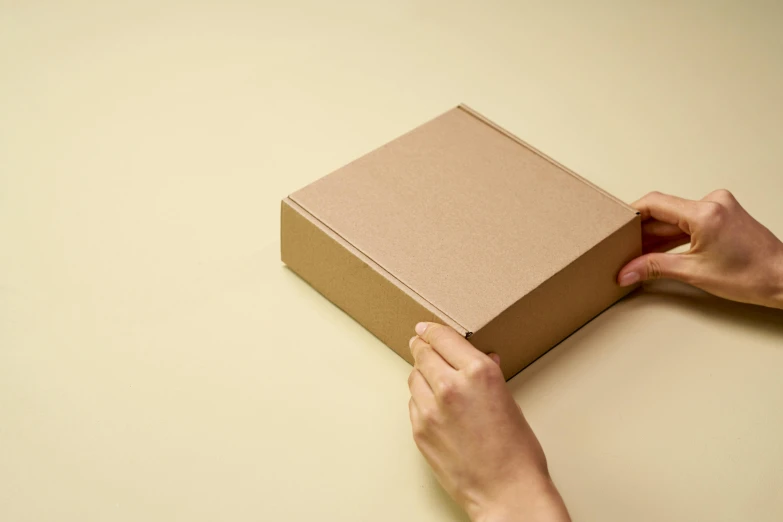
left=618, top=252, right=692, bottom=286
left=488, top=353, right=501, bottom=366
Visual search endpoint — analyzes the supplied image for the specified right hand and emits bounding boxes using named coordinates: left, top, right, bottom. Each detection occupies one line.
left=408, top=322, right=570, bottom=522
left=617, top=189, right=783, bottom=309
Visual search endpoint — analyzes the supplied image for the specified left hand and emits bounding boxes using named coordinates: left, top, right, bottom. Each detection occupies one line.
left=408, top=322, right=570, bottom=522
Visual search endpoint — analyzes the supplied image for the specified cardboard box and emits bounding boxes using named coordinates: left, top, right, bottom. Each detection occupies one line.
left=281, top=105, right=641, bottom=379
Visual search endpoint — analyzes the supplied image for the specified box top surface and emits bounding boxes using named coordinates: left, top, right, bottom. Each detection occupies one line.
left=290, top=106, right=636, bottom=332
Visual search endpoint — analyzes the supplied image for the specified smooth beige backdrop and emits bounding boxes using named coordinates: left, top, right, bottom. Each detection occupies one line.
left=2, top=2, right=782, bottom=521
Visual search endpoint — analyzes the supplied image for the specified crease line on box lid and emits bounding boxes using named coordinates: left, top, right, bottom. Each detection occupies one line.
left=457, top=104, right=638, bottom=215
left=286, top=197, right=473, bottom=338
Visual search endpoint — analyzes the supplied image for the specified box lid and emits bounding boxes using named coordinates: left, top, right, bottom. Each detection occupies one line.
left=290, top=105, right=636, bottom=333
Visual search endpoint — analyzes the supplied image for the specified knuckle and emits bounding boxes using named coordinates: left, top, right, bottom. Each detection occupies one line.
left=410, top=338, right=429, bottom=360
left=635, top=191, right=663, bottom=212
left=465, top=359, right=500, bottom=381
left=407, top=370, right=416, bottom=388
left=410, top=337, right=425, bottom=352
left=419, top=405, right=439, bottom=426
left=436, top=378, right=460, bottom=402
left=642, top=191, right=666, bottom=205
left=706, top=188, right=736, bottom=204
left=411, top=419, right=427, bottom=441
left=427, top=324, right=447, bottom=343
left=412, top=426, right=428, bottom=444
left=698, top=201, right=726, bottom=225
left=417, top=344, right=433, bottom=362
left=646, top=256, right=664, bottom=280
left=466, top=359, right=488, bottom=378
left=409, top=400, right=431, bottom=441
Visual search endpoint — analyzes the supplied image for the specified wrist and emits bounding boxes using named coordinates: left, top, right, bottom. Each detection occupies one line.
left=772, top=245, right=783, bottom=310
left=467, top=474, right=570, bottom=522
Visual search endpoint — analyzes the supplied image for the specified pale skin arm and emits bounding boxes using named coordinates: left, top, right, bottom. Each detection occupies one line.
left=407, top=189, right=783, bottom=521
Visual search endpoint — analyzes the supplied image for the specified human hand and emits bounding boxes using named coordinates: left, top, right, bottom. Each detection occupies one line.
left=408, top=322, right=570, bottom=522
left=618, top=190, right=783, bottom=309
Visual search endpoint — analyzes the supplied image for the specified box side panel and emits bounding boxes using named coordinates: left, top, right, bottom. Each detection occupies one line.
left=470, top=216, right=642, bottom=380
left=281, top=198, right=462, bottom=365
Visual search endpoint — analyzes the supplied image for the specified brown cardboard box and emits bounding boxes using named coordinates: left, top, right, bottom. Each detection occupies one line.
left=281, top=105, right=641, bottom=379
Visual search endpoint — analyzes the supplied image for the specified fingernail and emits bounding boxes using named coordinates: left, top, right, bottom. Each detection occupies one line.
left=415, top=322, right=428, bottom=336
left=409, top=336, right=417, bottom=350
left=619, top=272, right=640, bottom=286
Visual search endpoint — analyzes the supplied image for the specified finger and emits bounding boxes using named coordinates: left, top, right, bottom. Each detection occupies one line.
left=414, top=322, right=480, bottom=369
left=617, top=252, right=694, bottom=286
left=642, top=219, right=687, bottom=237
left=408, top=368, right=435, bottom=408
left=410, top=335, right=454, bottom=386
left=408, top=397, right=420, bottom=429
left=488, top=353, right=501, bottom=366
left=643, top=233, right=690, bottom=254
left=643, top=230, right=687, bottom=251
left=633, top=192, right=701, bottom=235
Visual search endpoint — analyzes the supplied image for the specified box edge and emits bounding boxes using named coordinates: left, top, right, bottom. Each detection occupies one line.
left=281, top=197, right=469, bottom=337
left=471, top=214, right=642, bottom=379
left=457, top=104, right=637, bottom=215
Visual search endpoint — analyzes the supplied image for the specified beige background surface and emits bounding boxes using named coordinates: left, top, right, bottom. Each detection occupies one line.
left=2, top=1, right=782, bottom=521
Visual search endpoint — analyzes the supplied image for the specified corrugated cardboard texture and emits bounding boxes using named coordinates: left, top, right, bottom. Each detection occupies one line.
left=281, top=198, right=465, bottom=364
left=471, top=218, right=642, bottom=379
left=291, top=106, right=637, bottom=332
